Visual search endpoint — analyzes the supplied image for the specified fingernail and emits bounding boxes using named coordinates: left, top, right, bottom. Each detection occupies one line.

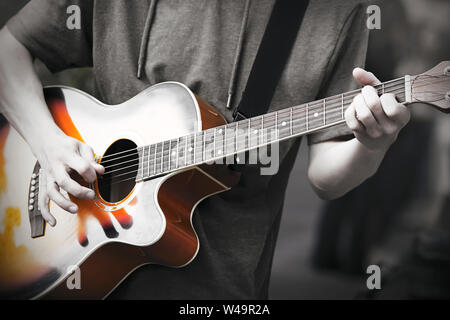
left=70, top=206, right=78, bottom=213
left=88, top=190, right=96, bottom=199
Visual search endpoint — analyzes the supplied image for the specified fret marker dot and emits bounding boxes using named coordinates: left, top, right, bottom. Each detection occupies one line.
left=172, top=151, right=176, bottom=156
left=314, top=112, right=319, bottom=118
left=218, top=150, right=222, bottom=155
left=218, top=129, right=223, bottom=134
left=254, top=129, right=258, bottom=134
left=282, top=121, right=286, bottom=126
left=188, top=147, right=193, bottom=152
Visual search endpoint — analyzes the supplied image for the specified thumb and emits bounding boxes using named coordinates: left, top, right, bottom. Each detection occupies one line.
left=353, top=68, right=381, bottom=86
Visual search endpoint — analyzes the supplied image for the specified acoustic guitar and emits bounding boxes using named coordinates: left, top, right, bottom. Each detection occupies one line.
left=0, top=62, right=449, bottom=299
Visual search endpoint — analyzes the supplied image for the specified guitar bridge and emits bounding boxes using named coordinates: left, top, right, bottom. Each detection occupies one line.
left=28, top=161, right=45, bottom=238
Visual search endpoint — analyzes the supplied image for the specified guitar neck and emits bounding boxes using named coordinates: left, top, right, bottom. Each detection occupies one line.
left=136, top=77, right=407, bottom=181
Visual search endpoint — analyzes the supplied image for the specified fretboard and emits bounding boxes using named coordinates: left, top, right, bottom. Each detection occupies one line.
left=135, top=77, right=406, bottom=181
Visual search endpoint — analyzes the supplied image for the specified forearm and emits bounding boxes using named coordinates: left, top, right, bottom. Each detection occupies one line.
left=308, top=138, right=388, bottom=200
left=0, top=27, right=62, bottom=156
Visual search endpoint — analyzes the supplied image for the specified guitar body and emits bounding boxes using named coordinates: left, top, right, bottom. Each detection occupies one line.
left=1, top=61, right=448, bottom=300
left=0, top=82, right=240, bottom=299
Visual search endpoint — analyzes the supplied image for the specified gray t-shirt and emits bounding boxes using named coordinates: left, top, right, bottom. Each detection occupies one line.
left=7, top=0, right=369, bottom=299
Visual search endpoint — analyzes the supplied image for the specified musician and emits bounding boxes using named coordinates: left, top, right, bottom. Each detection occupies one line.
left=0, top=0, right=410, bottom=299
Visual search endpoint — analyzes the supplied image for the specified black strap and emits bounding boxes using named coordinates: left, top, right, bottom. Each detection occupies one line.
left=233, top=0, right=310, bottom=121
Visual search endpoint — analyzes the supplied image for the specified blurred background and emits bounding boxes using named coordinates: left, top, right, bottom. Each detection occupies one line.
left=1, top=0, right=449, bottom=299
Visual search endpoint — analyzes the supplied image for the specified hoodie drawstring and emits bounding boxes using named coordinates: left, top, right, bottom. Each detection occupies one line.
left=137, top=0, right=251, bottom=112
left=137, top=0, right=157, bottom=79
left=226, top=0, right=251, bottom=109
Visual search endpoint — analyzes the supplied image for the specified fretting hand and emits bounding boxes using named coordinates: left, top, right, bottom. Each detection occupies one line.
left=345, top=68, right=411, bottom=152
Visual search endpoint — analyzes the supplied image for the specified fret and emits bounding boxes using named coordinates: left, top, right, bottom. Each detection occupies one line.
left=184, top=135, right=189, bottom=165
left=247, top=119, right=251, bottom=150
left=277, top=109, right=291, bottom=140
left=248, top=116, right=262, bottom=149
left=382, top=82, right=385, bottom=95
left=137, top=147, right=144, bottom=181
left=306, top=103, right=309, bottom=131
left=153, top=143, right=157, bottom=175
left=292, top=104, right=306, bottom=135
left=224, top=123, right=236, bottom=156
left=235, top=122, right=238, bottom=153
left=275, top=112, right=278, bottom=140
left=202, top=131, right=206, bottom=162
left=142, top=147, right=146, bottom=180
left=148, top=144, right=155, bottom=177
left=160, top=142, right=164, bottom=173
left=190, top=134, right=196, bottom=165
left=204, top=129, right=215, bottom=161
left=325, top=96, right=338, bottom=125
left=169, top=138, right=178, bottom=171
left=155, top=142, right=163, bottom=175
left=215, top=126, right=225, bottom=158
left=224, top=125, right=228, bottom=157
left=162, top=141, right=170, bottom=172
left=196, top=131, right=204, bottom=164
left=263, top=113, right=277, bottom=144
left=144, top=145, right=150, bottom=179
left=193, top=133, right=197, bottom=163
left=168, top=140, right=172, bottom=171
left=289, top=108, right=293, bottom=136
left=213, top=128, right=216, bottom=159
left=176, top=137, right=180, bottom=169
left=323, top=99, right=326, bottom=125
left=224, top=123, right=238, bottom=164
left=307, top=102, right=323, bottom=131
left=236, top=120, right=249, bottom=153
left=179, top=136, right=186, bottom=168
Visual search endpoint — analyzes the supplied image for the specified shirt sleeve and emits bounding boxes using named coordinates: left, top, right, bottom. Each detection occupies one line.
left=307, top=3, right=369, bottom=145
left=6, top=0, right=93, bottom=73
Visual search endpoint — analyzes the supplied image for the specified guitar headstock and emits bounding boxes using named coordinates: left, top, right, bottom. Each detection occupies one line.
left=410, top=61, right=450, bottom=113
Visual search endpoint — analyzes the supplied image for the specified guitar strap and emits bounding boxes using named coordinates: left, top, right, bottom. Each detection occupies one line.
left=233, top=0, right=310, bottom=121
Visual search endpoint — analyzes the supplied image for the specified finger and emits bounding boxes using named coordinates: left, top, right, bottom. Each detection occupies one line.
left=345, top=103, right=364, bottom=132
left=47, top=180, right=78, bottom=213
left=66, top=156, right=97, bottom=183
left=361, top=86, right=391, bottom=127
left=79, top=144, right=105, bottom=175
left=353, top=68, right=381, bottom=86
left=353, top=94, right=382, bottom=138
left=38, top=169, right=56, bottom=226
left=55, top=170, right=96, bottom=200
left=380, top=94, right=411, bottom=127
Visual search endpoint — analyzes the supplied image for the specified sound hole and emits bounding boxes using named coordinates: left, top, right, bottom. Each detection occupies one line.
left=98, top=139, right=139, bottom=203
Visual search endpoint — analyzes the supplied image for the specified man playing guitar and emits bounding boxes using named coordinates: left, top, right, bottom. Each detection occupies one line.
left=0, top=0, right=410, bottom=299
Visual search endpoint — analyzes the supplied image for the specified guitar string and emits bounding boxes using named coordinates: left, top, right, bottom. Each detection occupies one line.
left=100, top=86, right=407, bottom=179
left=104, top=72, right=449, bottom=171
left=98, top=78, right=405, bottom=163
left=38, top=75, right=441, bottom=187
left=96, top=74, right=449, bottom=163
left=95, top=75, right=448, bottom=164
left=99, top=81, right=407, bottom=171
left=99, top=88, right=407, bottom=184
left=100, top=86, right=407, bottom=177
left=99, top=79, right=407, bottom=168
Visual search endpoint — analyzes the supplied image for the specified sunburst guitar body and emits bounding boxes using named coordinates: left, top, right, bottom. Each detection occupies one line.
left=1, top=61, right=449, bottom=300
left=0, top=82, right=240, bottom=299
